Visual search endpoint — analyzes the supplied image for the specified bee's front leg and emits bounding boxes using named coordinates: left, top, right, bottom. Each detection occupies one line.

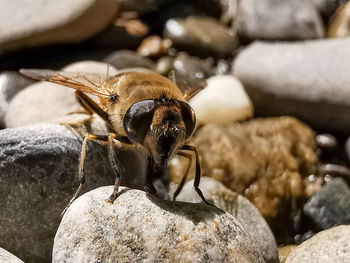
left=61, top=134, right=108, bottom=217
left=173, top=151, right=192, bottom=201
left=144, top=156, right=158, bottom=195
left=107, top=133, right=124, bottom=203
left=181, top=145, right=213, bottom=206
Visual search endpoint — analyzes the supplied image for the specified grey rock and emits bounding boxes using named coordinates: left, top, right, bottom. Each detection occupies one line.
left=0, top=123, right=146, bottom=263
left=0, top=0, right=119, bottom=53
left=5, top=80, right=79, bottom=128
left=318, top=164, right=350, bottom=179
left=152, top=56, right=174, bottom=76
left=0, top=71, right=34, bottom=128
left=234, top=0, right=325, bottom=40
left=315, top=134, right=337, bottom=150
left=232, top=38, right=350, bottom=133
left=6, top=61, right=117, bottom=128
left=303, top=177, right=350, bottom=229
left=285, top=225, right=350, bottom=263
left=103, top=50, right=154, bottom=70
left=173, top=52, right=215, bottom=80
left=0, top=248, right=24, bottom=263
left=345, top=136, right=350, bottom=162
left=175, top=177, right=279, bottom=263
left=164, top=17, right=239, bottom=57
left=53, top=186, right=264, bottom=263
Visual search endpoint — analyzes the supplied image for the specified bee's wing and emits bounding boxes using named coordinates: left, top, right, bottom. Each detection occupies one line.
left=19, top=69, right=111, bottom=98
left=174, top=74, right=207, bottom=101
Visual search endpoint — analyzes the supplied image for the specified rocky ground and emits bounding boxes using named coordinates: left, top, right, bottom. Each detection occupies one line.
left=1, top=0, right=350, bottom=262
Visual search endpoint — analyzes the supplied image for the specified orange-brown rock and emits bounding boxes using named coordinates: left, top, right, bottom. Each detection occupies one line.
left=328, top=2, right=350, bottom=38
left=170, top=117, right=317, bottom=218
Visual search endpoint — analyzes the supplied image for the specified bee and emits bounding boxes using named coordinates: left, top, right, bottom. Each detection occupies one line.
left=20, top=69, right=211, bottom=215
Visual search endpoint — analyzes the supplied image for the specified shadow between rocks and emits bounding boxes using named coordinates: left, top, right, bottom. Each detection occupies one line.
left=146, top=193, right=225, bottom=225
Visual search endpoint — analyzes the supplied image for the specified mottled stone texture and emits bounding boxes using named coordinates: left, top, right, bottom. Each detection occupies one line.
left=303, top=178, right=350, bottom=230
left=285, top=225, right=350, bottom=263
left=0, top=248, right=24, bottom=263
left=171, top=117, right=317, bottom=219
left=176, top=177, right=279, bottom=263
left=0, top=123, right=146, bottom=263
left=53, top=186, right=264, bottom=263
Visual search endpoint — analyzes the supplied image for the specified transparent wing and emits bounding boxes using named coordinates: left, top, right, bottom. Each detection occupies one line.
left=173, top=73, right=207, bottom=101
left=19, top=69, right=111, bottom=98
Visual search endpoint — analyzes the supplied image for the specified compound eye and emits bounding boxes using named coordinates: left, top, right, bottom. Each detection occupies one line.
left=123, top=100, right=155, bottom=143
left=175, top=100, right=196, bottom=139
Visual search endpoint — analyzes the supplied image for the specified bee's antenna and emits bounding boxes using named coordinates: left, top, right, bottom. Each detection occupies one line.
left=168, top=70, right=176, bottom=84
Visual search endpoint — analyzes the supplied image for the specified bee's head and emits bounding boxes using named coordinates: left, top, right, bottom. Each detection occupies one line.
left=123, top=94, right=196, bottom=164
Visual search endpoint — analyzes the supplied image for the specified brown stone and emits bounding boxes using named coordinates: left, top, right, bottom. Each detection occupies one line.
left=137, top=35, right=172, bottom=58
left=170, top=117, right=317, bottom=218
left=328, top=2, right=350, bottom=38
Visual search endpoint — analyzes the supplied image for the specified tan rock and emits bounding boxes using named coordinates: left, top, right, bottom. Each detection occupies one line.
left=170, top=117, right=317, bottom=218
left=279, top=245, right=297, bottom=263
left=328, top=2, right=350, bottom=38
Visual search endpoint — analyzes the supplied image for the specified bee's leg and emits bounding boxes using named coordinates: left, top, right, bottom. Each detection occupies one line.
left=106, top=133, right=123, bottom=203
left=74, top=90, right=114, bottom=128
left=144, top=156, right=157, bottom=195
left=181, top=145, right=213, bottom=206
left=61, top=134, right=108, bottom=217
left=173, top=151, right=192, bottom=201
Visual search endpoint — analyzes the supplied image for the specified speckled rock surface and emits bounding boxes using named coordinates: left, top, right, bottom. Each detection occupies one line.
left=233, top=38, right=350, bottom=133
left=5, top=61, right=117, bottom=128
left=171, top=117, right=317, bottom=221
left=0, top=123, right=146, bottom=263
left=0, top=0, right=118, bottom=53
left=285, top=225, right=350, bottom=263
left=234, top=0, right=324, bottom=40
left=53, top=186, right=264, bottom=263
left=303, top=177, right=350, bottom=230
left=175, top=177, right=279, bottom=263
left=0, top=248, right=24, bottom=263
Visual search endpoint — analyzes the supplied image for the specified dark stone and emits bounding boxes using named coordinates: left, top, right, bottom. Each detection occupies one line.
left=173, top=52, right=215, bottom=80
left=102, top=50, right=154, bottom=69
left=164, top=17, right=238, bottom=57
left=315, top=134, right=337, bottom=150
left=91, top=23, right=146, bottom=50
left=303, top=177, right=350, bottom=230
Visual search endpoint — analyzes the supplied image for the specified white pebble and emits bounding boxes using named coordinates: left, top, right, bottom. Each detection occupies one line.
left=190, top=75, right=254, bottom=124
